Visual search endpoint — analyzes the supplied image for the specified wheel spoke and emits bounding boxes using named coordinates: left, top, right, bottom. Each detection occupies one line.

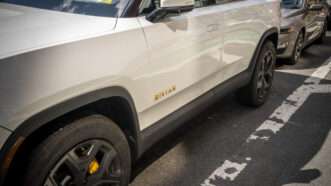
left=265, top=53, right=273, bottom=72
left=261, top=57, right=266, bottom=72
left=99, top=148, right=117, bottom=175
left=65, top=153, right=87, bottom=185
left=87, top=148, right=118, bottom=185
left=44, top=177, right=58, bottom=186
left=265, top=64, right=273, bottom=79
left=263, top=76, right=269, bottom=90
left=257, top=74, right=264, bottom=89
left=87, top=141, right=103, bottom=158
left=44, top=140, right=122, bottom=186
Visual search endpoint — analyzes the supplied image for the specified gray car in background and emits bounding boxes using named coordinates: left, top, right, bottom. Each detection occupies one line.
left=278, top=0, right=329, bottom=64
left=326, top=0, right=331, bottom=23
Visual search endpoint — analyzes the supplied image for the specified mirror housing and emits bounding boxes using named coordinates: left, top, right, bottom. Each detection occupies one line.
left=309, top=4, right=323, bottom=11
left=146, top=0, right=195, bottom=22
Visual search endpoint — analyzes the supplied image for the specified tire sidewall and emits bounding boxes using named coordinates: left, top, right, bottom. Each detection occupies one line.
left=22, top=115, right=131, bottom=186
left=290, top=31, right=304, bottom=65
left=250, top=41, right=276, bottom=106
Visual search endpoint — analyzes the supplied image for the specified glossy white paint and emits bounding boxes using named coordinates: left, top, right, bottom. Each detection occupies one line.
left=0, top=3, right=117, bottom=60
left=136, top=0, right=280, bottom=130
left=0, top=0, right=280, bottom=132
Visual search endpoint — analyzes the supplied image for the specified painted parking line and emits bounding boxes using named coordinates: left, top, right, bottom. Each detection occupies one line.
left=248, top=59, right=331, bottom=142
left=201, top=58, right=331, bottom=186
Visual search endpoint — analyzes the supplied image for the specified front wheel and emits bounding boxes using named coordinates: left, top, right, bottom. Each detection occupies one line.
left=21, top=115, right=131, bottom=186
left=237, top=41, right=276, bottom=107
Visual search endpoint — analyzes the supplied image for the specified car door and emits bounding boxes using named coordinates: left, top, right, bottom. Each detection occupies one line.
left=137, top=0, right=225, bottom=129
left=222, top=0, right=273, bottom=83
left=305, top=0, right=325, bottom=41
left=207, top=0, right=279, bottom=90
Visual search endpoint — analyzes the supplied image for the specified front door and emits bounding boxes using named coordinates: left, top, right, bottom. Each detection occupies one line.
left=137, top=0, right=224, bottom=129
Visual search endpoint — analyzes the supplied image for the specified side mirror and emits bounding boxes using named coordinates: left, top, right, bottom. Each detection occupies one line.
left=146, top=0, right=195, bottom=22
left=309, top=4, right=323, bottom=11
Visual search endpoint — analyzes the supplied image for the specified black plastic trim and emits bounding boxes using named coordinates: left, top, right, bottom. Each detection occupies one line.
left=139, top=70, right=250, bottom=153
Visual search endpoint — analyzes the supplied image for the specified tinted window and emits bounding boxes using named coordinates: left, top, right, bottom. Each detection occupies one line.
left=2, top=0, right=130, bottom=17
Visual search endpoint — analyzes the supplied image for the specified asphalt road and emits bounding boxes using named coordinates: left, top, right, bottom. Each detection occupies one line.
left=130, top=32, right=331, bottom=186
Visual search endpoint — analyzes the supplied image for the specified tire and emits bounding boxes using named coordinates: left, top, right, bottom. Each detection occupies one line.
left=237, top=41, right=276, bottom=107
left=316, top=20, right=327, bottom=44
left=287, top=31, right=304, bottom=65
left=21, top=115, right=131, bottom=186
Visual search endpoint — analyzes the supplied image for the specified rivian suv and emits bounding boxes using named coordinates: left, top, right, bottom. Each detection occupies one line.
left=0, top=0, right=280, bottom=185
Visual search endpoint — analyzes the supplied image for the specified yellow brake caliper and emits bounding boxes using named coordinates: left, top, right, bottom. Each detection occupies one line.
left=88, top=160, right=100, bottom=175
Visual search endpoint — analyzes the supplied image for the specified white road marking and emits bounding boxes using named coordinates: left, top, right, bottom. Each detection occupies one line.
left=202, top=58, right=331, bottom=185
left=201, top=158, right=251, bottom=186
left=248, top=59, right=331, bottom=142
left=314, top=84, right=331, bottom=93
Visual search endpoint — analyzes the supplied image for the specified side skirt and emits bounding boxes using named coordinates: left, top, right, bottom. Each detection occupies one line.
left=139, top=70, right=251, bottom=154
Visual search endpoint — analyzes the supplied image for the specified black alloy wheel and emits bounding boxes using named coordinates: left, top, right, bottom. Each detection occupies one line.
left=17, top=115, right=131, bottom=186
left=237, top=41, right=276, bottom=107
left=288, top=31, right=304, bottom=65
left=256, top=47, right=275, bottom=103
left=44, top=140, right=122, bottom=186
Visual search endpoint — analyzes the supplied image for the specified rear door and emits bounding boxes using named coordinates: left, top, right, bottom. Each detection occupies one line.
left=203, top=0, right=279, bottom=92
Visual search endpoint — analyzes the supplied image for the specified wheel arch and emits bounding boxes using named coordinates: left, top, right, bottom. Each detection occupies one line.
left=0, top=86, right=142, bottom=185
left=247, top=27, right=279, bottom=74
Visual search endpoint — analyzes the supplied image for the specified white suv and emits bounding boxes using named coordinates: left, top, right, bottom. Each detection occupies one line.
left=0, top=0, right=280, bottom=185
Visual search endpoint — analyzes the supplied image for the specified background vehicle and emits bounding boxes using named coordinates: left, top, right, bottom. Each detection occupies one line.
left=278, top=0, right=329, bottom=64
left=325, top=0, right=331, bottom=25
left=0, top=0, right=280, bottom=185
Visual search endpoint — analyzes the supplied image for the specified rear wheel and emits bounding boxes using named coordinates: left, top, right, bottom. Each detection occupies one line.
left=287, top=31, right=304, bottom=65
left=237, top=41, right=276, bottom=107
left=21, top=115, right=131, bottom=186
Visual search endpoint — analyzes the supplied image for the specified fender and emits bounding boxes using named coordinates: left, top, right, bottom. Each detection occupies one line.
left=247, top=27, right=279, bottom=75
left=0, top=86, right=141, bottom=185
